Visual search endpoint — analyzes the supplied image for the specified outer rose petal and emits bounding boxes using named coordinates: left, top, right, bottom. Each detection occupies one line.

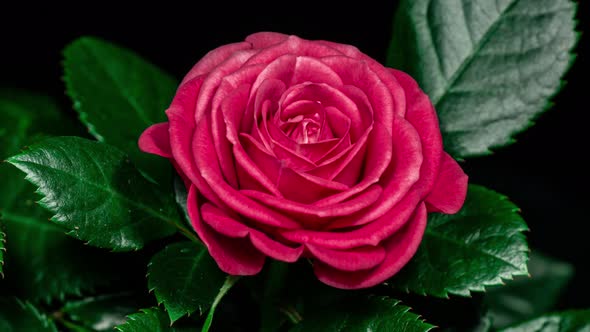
left=426, top=153, right=468, bottom=214
left=181, top=42, right=252, bottom=85
left=246, top=32, right=289, bottom=48
left=200, top=203, right=304, bottom=262
left=187, top=185, right=265, bottom=275
left=314, top=203, right=427, bottom=289
left=138, top=123, right=171, bottom=158
left=390, top=69, right=443, bottom=198
left=306, top=244, right=386, bottom=272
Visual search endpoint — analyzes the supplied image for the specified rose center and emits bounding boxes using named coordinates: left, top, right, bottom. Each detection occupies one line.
left=275, top=99, right=335, bottom=145
left=280, top=113, right=322, bottom=144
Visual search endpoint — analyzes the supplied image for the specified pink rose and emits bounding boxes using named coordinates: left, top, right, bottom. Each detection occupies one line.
left=139, top=32, right=468, bottom=289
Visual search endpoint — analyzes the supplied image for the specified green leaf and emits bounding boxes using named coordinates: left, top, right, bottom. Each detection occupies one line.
left=0, top=297, right=58, bottom=332
left=388, top=0, right=578, bottom=157
left=148, top=242, right=227, bottom=323
left=116, top=307, right=186, bottom=332
left=1, top=212, right=138, bottom=303
left=0, top=92, right=128, bottom=302
left=390, top=185, right=529, bottom=297
left=62, top=293, right=143, bottom=331
left=486, top=251, right=574, bottom=329
left=6, top=136, right=178, bottom=251
left=500, top=310, right=590, bottom=332
left=63, top=37, right=177, bottom=183
left=289, top=296, right=433, bottom=332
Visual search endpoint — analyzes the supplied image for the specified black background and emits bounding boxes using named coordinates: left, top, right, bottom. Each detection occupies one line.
left=1, top=0, right=589, bottom=312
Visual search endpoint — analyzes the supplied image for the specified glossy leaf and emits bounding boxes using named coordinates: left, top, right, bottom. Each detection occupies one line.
left=0, top=92, right=125, bottom=301
left=62, top=293, right=143, bottom=331
left=0, top=297, right=57, bottom=332
left=63, top=36, right=177, bottom=183
left=115, top=307, right=186, bottom=332
left=388, top=0, right=578, bottom=157
left=0, top=213, right=136, bottom=303
left=500, top=310, right=590, bottom=332
left=148, top=242, right=227, bottom=322
left=289, top=297, right=433, bottom=332
left=6, top=136, right=178, bottom=251
left=390, top=185, right=529, bottom=297
left=486, top=252, right=574, bottom=329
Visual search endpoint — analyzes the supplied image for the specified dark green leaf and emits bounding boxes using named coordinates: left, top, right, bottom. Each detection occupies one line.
left=388, top=0, right=578, bottom=157
left=63, top=37, right=177, bottom=183
left=390, top=185, right=529, bottom=297
left=0, top=92, right=127, bottom=302
left=486, top=251, right=574, bottom=329
left=289, top=296, right=433, bottom=332
left=148, top=242, right=227, bottom=322
left=0, top=297, right=58, bottom=332
left=62, top=293, right=143, bottom=331
left=500, top=310, right=590, bottom=332
left=6, top=136, right=178, bottom=251
left=1, top=213, right=136, bottom=303
left=115, top=307, right=180, bottom=332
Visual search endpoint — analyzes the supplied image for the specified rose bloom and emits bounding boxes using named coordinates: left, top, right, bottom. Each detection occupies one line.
left=139, top=32, right=468, bottom=289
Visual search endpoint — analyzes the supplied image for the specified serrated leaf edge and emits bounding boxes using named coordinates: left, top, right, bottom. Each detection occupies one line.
left=5, top=138, right=181, bottom=252
left=146, top=242, right=208, bottom=323
left=452, top=0, right=581, bottom=158
left=392, top=185, right=530, bottom=298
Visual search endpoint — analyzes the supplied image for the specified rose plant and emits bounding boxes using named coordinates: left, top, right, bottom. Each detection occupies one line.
left=0, top=0, right=587, bottom=331
left=138, top=32, right=468, bottom=289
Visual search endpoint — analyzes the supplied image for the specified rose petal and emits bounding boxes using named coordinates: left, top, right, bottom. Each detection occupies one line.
left=277, top=167, right=348, bottom=204
left=321, top=56, right=393, bottom=133
left=200, top=203, right=304, bottom=262
left=236, top=133, right=283, bottom=196
left=195, top=49, right=258, bottom=123
left=425, top=153, right=468, bottom=214
left=314, top=203, right=427, bottom=289
left=326, top=116, right=422, bottom=228
left=281, top=189, right=421, bottom=249
left=193, top=114, right=300, bottom=229
left=306, top=244, right=386, bottom=272
left=246, top=32, right=290, bottom=48
left=138, top=123, right=171, bottom=158
left=251, top=55, right=343, bottom=94
left=316, top=119, right=404, bottom=211
left=253, top=79, right=287, bottom=151
left=181, top=41, right=252, bottom=85
left=280, top=83, right=367, bottom=141
left=317, top=41, right=407, bottom=118
left=243, top=35, right=344, bottom=67
left=167, top=77, right=227, bottom=209
left=242, top=184, right=382, bottom=221
left=187, top=185, right=265, bottom=275
left=390, top=69, right=443, bottom=197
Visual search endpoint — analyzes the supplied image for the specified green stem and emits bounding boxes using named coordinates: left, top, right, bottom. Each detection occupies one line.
left=201, top=275, right=241, bottom=332
left=174, top=222, right=200, bottom=243
left=279, top=305, right=303, bottom=324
